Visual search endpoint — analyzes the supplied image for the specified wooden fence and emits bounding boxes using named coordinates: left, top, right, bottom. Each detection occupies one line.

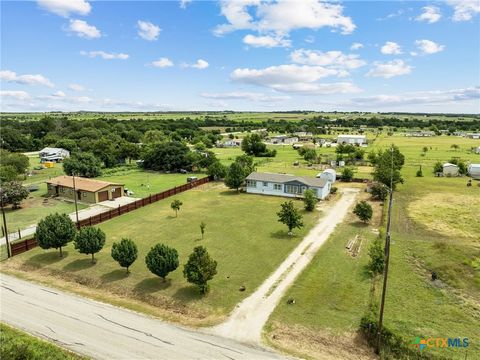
left=6, top=176, right=212, bottom=258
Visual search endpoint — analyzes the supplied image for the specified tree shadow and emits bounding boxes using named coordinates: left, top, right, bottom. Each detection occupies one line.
left=270, top=230, right=296, bottom=240
left=63, top=258, right=96, bottom=272
left=360, top=265, right=373, bottom=281
left=25, top=251, right=68, bottom=267
left=218, top=190, right=242, bottom=196
left=166, top=215, right=176, bottom=220
left=134, top=277, right=171, bottom=293
left=172, top=285, right=204, bottom=302
left=101, top=269, right=129, bottom=283
left=351, top=221, right=370, bottom=229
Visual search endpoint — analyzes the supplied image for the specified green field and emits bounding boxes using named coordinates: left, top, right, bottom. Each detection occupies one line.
left=2, top=183, right=320, bottom=325
left=265, top=134, right=480, bottom=359
left=0, top=323, right=86, bottom=360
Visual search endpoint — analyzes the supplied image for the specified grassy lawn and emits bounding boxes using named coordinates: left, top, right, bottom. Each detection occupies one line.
left=0, top=323, right=86, bottom=360
left=2, top=183, right=321, bottom=325
left=265, top=135, right=480, bottom=359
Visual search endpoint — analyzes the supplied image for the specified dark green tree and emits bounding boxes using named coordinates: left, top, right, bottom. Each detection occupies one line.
left=277, top=201, right=304, bottom=235
left=353, top=201, right=373, bottom=223
left=142, top=141, right=191, bottom=172
left=433, top=161, right=443, bottom=174
left=0, top=181, right=29, bottom=209
left=303, top=149, right=317, bottom=163
left=74, top=226, right=106, bottom=263
left=170, top=199, right=183, bottom=217
left=36, top=213, right=77, bottom=257
left=367, top=238, right=384, bottom=276
left=207, top=161, right=227, bottom=180
left=341, top=167, right=354, bottom=182
left=0, top=165, right=18, bottom=182
left=372, top=145, right=405, bottom=189
left=111, top=238, right=138, bottom=273
left=225, top=162, right=246, bottom=192
left=145, top=244, right=179, bottom=281
left=370, top=182, right=389, bottom=201
left=200, top=221, right=206, bottom=239
left=0, top=151, right=29, bottom=175
left=183, top=246, right=217, bottom=294
left=241, top=133, right=275, bottom=157
left=63, top=152, right=102, bottom=178
left=303, top=189, right=318, bottom=211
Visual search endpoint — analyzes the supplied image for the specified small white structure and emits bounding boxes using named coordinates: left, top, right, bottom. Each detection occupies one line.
left=337, top=134, right=366, bottom=145
left=443, top=163, right=459, bottom=177
left=466, top=133, right=480, bottom=139
left=245, top=172, right=331, bottom=200
left=222, top=139, right=242, bottom=147
left=270, top=135, right=298, bottom=145
left=317, top=169, right=336, bottom=184
left=475, top=146, right=480, bottom=154
left=39, top=147, right=70, bottom=163
left=468, top=164, right=480, bottom=179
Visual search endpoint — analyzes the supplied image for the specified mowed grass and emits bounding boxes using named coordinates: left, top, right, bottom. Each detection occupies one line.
left=3, top=183, right=320, bottom=325
left=0, top=323, right=86, bottom=360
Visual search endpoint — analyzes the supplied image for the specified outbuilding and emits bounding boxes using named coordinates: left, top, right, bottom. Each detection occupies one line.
left=47, top=175, right=124, bottom=204
left=442, top=163, right=459, bottom=177
left=39, top=147, right=70, bottom=163
left=317, top=169, right=336, bottom=183
left=468, top=164, right=480, bottom=180
left=336, top=135, right=367, bottom=145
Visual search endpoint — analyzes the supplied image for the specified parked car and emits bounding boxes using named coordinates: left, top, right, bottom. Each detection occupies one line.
left=187, top=176, right=198, bottom=183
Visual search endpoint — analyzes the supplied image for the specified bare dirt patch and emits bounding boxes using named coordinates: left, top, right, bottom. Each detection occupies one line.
left=266, top=322, right=376, bottom=360
left=408, top=193, right=480, bottom=239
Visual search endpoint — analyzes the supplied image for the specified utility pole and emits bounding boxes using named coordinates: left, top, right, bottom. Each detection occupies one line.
left=72, top=172, right=80, bottom=228
left=375, top=147, right=395, bottom=354
left=0, top=193, right=11, bottom=258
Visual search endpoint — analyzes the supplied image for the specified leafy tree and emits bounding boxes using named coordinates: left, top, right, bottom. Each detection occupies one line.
left=0, top=150, right=29, bottom=175
left=451, top=144, right=460, bottom=151
left=143, top=130, right=165, bottom=144
left=92, top=138, right=118, bottom=168
left=55, top=139, right=78, bottom=153
left=225, top=162, right=246, bottom=192
left=0, top=165, right=18, bottom=182
left=433, top=161, right=443, bottom=174
left=0, top=181, right=29, bottom=209
left=341, top=167, right=354, bottom=182
left=277, top=201, right=304, bottom=235
left=416, top=165, right=423, bottom=177
left=183, top=246, right=217, bottom=294
left=303, top=149, right=317, bottom=163
left=422, top=146, right=429, bottom=153
left=143, top=141, right=191, bottom=172
left=74, top=226, right=106, bottom=263
left=111, top=238, right=138, bottom=273
left=353, top=201, right=373, bottom=223
left=370, top=182, right=389, bottom=201
left=449, top=158, right=468, bottom=175
left=200, top=221, right=206, bottom=239
left=241, top=133, right=276, bottom=157
left=234, top=155, right=256, bottom=175
left=36, top=213, right=76, bottom=257
left=372, top=145, right=404, bottom=189
left=170, top=199, right=183, bottom=217
left=145, top=244, right=179, bottom=281
left=118, top=141, right=140, bottom=164
left=303, top=189, right=318, bottom=211
left=367, top=238, right=384, bottom=276
left=63, top=152, right=102, bottom=178
left=207, top=161, right=227, bottom=180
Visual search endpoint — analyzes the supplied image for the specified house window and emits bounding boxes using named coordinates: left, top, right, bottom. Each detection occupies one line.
left=263, top=182, right=268, bottom=187
left=285, top=185, right=300, bottom=194
left=274, top=184, right=282, bottom=190
left=247, top=180, right=256, bottom=187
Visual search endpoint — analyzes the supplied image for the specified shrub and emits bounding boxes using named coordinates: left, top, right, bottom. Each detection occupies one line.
left=330, top=186, right=338, bottom=194
left=341, top=167, right=354, bottom=182
left=367, top=238, right=384, bottom=276
left=370, top=182, right=389, bottom=201
left=303, top=189, right=318, bottom=211
left=145, top=244, right=179, bottom=281
left=111, top=238, right=138, bottom=273
left=353, top=201, right=373, bottom=223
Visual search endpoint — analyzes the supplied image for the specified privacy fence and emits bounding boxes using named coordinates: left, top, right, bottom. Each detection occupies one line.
left=7, top=176, right=212, bottom=258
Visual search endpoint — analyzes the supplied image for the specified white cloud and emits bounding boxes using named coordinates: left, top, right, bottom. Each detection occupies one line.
left=366, top=59, right=412, bottom=78
left=415, top=6, right=442, bottom=23
left=0, top=70, right=54, bottom=87
left=68, top=83, right=86, bottom=91
left=151, top=57, right=174, bottom=68
left=230, top=64, right=360, bottom=94
left=415, top=39, right=445, bottom=54
left=0, top=90, right=31, bottom=100
left=37, top=0, right=91, bottom=17
left=305, top=35, right=315, bottom=44
left=52, top=90, right=66, bottom=97
left=290, top=49, right=366, bottom=70
left=68, top=19, right=101, bottom=38
left=179, top=0, right=192, bottom=9
left=214, top=0, right=355, bottom=37
left=183, top=59, right=209, bottom=69
left=350, top=87, right=480, bottom=107
left=350, top=42, right=363, bottom=50
left=380, top=41, right=402, bottom=55
left=200, top=92, right=290, bottom=102
left=243, top=34, right=291, bottom=48
left=80, top=50, right=129, bottom=60
left=137, top=20, right=161, bottom=41
left=446, top=0, right=480, bottom=21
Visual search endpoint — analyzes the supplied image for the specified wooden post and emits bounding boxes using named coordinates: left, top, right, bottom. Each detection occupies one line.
left=18, top=229, right=21, bottom=239
left=89, top=217, right=92, bottom=226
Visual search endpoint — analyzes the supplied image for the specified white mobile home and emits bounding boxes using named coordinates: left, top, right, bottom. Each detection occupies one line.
left=39, top=147, right=70, bottom=163
left=270, top=135, right=298, bottom=145
left=317, top=169, right=336, bottom=184
left=442, top=163, right=459, bottom=177
left=468, top=164, right=480, bottom=179
left=337, top=135, right=366, bottom=146
left=245, top=172, right=331, bottom=200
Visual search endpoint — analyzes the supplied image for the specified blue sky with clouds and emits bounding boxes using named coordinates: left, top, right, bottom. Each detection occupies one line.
left=1, top=0, right=479, bottom=113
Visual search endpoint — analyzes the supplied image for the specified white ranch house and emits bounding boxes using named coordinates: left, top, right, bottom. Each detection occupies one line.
left=336, top=134, right=367, bottom=146
left=39, top=147, right=70, bottom=163
left=245, top=172, right=331, bottom=200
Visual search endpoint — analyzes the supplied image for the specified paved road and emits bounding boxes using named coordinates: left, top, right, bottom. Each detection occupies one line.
left=0, top=274, right=288, bottom=360
left=211, top=188, right=360, bottom=343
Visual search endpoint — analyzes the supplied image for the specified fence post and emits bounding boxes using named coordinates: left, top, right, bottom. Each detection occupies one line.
left=89, top=216, right=92, bottom=226
left=18, top=228, right=21, bottom=240
left=118, top=205, right=121, bottom=216
left=25, top=239, right=29, bottom=251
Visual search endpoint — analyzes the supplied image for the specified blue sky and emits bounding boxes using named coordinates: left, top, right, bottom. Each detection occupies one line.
left=1, top=0, right=479, bottom=113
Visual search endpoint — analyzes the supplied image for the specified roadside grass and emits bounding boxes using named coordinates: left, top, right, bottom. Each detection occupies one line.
left=1, top=183, right=321, bottom=325
left=0, top=323, right=87, bottom=360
